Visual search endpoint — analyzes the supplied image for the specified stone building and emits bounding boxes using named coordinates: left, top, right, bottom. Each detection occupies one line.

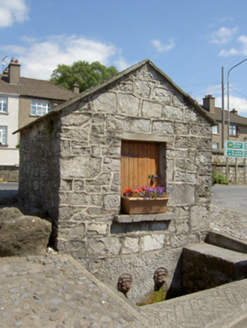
left=17, top=59, right=215, bottom=300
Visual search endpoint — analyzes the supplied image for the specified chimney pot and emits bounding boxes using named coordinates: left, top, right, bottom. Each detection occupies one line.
left=231, top=108, right=238, bottom=115
left=203, top=95, right=215, bottom=113
left=8, top=60, right=21, bottom=84
left=72, top=81, right=80, bottom=94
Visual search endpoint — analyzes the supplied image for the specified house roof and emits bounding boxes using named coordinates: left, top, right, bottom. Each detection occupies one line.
left=204, top=106, right=247, bottom=126
left=15, top=59, right=216, bottom=134
left=0, top=74, right=76, bottom=101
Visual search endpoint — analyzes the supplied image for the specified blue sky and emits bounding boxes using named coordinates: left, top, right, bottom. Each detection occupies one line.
left=1, top=0, right=247, bottom=115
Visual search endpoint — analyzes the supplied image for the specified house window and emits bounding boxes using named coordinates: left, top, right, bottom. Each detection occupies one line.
left=212, top=125, right=219, bottom=134
left=0, top=97, right=7, bottom=113
left=31, top=101, right=51, bottom=116
left=212, top=142, right=219, bottom=149
left=0, top=126, right=7, bottom=145
left=229, top=125, right=237, bottom=136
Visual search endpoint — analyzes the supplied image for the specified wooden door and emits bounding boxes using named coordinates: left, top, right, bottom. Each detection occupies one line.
left=121, top=141, right=160, bottom=193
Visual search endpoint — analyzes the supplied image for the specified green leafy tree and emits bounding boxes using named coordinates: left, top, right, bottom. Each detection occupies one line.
left=50, top=61, right=118, bottom=92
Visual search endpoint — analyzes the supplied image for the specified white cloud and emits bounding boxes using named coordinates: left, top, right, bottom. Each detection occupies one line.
left=219, top=34, right=247, bottom=57
left=2, top=35, right=128, bottom=79
left=210, top=27, right=238, bottom=44
left=226, top=95, right=247, bottom=117
left=0, top=0, right=29, bottom=28
left=219, top=48, right=240, bottom=56
left=195, top=87, right=247, bottom=118
left=114, top=57, right=131, bottom=71
left=213, top=95, right=247, bottom=117
left=152, top=39, right=175, bottom=53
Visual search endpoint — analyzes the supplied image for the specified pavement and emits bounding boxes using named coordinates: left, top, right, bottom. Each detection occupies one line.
left=0, top=254, right=150, bottom=328
left=1, top=250, right=247, bottom=328
left=0, top=183, right=247, bottom=327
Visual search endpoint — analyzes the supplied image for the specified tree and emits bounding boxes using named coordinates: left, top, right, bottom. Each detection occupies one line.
left=50, top=61, right=118, bottom=92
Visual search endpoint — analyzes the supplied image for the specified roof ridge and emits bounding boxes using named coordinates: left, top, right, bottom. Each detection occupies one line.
left=20, top=77, right=76, bottom=94
left=15, top=59, right=215, bottom=134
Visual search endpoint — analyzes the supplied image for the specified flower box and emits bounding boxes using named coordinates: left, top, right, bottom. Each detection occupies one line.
left=121, top=196, right=170, bottom=215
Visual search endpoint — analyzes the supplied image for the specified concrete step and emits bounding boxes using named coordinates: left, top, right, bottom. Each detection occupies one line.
left=184, top=242, right=247, bottom=264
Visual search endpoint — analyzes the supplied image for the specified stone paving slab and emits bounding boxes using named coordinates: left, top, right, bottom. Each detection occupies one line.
left=1, top=252, right=247, bottom=328
left=0, top=254, right=152, bottom=328
left=142, top=278, right=247, bottom=328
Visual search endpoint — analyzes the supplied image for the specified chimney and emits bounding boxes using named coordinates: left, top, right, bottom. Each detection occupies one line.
left=203, top=95, right=215, bottom=113
left=3, top=68, right=8, bottom=76
left=231, top=108, right=238, bottom=115
left=72, top=81, right=80, bottom=94
left=8, top=59, right=21, bottom=84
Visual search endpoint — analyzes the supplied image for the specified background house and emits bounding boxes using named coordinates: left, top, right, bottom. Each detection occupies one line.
left=17, top=59, right=215, bottom=300
left=202, top=94, right=247, bottom=150
left=0, top=59, right=77, bottom=182
left=202, top=94, right=247, bottom=183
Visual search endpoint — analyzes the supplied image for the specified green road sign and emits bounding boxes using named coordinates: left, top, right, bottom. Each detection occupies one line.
left=225, top=150, right=243, bottom=158
left=224, top=140, right=247, bottom=158
left=225, top=141, right=243, bottom=149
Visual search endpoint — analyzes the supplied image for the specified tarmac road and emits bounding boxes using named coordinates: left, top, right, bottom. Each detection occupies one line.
left=211, top=184, right=247, bottom=213
left=0, top=182, right=18, bottom=190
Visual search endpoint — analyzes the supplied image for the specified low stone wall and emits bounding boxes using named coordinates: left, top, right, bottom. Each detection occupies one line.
left=78, top=248, right=184, bottom=302
left=0, top=166, right=19, bottom=182
left=212, top=151, right=247, bottom=183
left=182, top=245, right=247, bottom=295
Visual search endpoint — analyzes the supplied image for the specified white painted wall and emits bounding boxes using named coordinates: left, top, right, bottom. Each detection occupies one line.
left=0, top=93, right=20, bottom=166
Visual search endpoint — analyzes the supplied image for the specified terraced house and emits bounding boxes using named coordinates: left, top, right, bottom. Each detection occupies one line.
left=0, top=59, right=77, bottom=182
left=202, top=94, right=247, bottom=150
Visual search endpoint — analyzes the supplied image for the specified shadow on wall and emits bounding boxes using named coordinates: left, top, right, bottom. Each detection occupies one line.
left=111, top=220, right=171, bottom=234
left=166, top=253, right=184, bottom=300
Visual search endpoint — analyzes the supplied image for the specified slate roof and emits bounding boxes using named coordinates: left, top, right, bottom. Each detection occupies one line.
left=0, top=74, right=76, bottom=101
left=204, top=105, right=247, bottom=126
left=16, top=59, right=216, bottom=133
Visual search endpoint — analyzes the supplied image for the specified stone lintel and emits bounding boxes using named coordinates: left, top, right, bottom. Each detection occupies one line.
left=121, top=132, right=173, bottom=143
left=114, top=212, right=174, bottom=223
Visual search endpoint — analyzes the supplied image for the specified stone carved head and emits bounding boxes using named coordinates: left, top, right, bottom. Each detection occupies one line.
left=153, top=267, right=168, bottom=291
left=117, top=273, right=132, bottom=296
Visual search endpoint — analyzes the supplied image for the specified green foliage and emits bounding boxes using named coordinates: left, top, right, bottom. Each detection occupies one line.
left=136, top=288, right=166, bottom=306
left=50, top=61, right=118, bottom=92
left=212, top=170, right=229, bottom=185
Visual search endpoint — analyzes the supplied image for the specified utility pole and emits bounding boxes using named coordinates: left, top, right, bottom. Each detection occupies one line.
left=221, top=66, right=225, bottom=149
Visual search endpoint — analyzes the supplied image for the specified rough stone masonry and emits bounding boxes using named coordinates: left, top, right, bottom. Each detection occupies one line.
left=18, top=60, right=214, bottom=300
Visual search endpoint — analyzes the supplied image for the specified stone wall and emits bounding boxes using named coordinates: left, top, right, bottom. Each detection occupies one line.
left=19, top=63, right=213, bottom=300
left=0, top=166, right=19, bottom=182
left=182, top=246, right=247, bottom=295
left=212, top=151, right=247, bottom=183
left=19, top=115, right=61, bottom=219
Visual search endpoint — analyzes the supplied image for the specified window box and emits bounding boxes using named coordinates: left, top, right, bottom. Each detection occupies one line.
left=121, top=196, right=170, bottom=215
